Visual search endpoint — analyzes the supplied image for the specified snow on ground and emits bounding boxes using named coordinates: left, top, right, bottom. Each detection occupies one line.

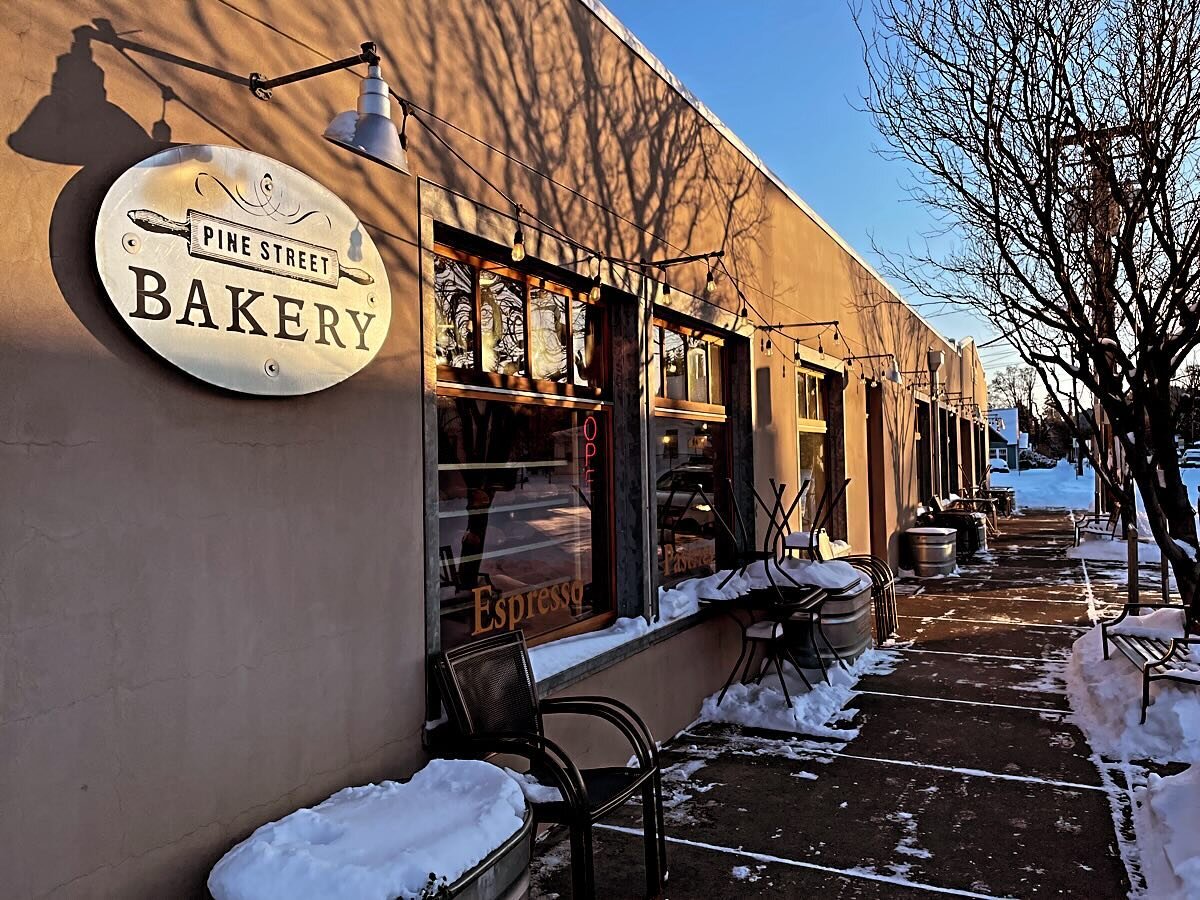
left=1066, top=616, right=1200, bottom=899
left=698, top=649, right=901, bottom=738
left=529, top=559, right=870, bottom=681
left=991, top=460, right=1095, bottom=510
left=1068, top=537, right=1162, bottom=565
left=208, top=759, right=526, bottom=900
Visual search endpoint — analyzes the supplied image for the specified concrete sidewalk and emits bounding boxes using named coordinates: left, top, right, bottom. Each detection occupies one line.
left=531, top=511, right=1136, bottom=898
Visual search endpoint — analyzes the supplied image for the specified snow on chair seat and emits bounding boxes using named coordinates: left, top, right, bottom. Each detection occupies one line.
left=1101, top=603, right=1200, bottom=724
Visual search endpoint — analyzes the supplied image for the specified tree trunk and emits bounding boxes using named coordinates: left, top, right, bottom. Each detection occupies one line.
left=1126, top=380, right=1200, bottom=629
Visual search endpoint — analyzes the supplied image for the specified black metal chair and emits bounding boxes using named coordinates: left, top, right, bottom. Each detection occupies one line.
left=434, top=631, right=666, bottom=899
left=844, top=554, right=898, bottom=644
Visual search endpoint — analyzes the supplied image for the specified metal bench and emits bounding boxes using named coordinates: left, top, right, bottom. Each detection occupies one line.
left=1101, top=603, right=1200, bottom=723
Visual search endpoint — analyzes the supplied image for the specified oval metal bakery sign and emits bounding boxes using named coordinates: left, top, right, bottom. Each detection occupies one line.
left=95, top=145, right=391, bottom=395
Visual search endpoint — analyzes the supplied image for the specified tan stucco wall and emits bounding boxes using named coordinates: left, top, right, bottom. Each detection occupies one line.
left=1, top=1, right=986, bottom=895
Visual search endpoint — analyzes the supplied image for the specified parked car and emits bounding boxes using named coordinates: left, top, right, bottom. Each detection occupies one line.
left=656, top=466, right=716, bottom=534
left=989, top=456, right=1010, bottom=474
left=1181, top=449, right=1200, bottom=468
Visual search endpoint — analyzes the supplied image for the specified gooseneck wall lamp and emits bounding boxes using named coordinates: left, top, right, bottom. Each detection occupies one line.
left=249, top=42, right=411, bottom=175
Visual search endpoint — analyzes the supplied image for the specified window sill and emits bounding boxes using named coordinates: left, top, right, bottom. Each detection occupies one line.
left=535, top=607, right=717, bottom=696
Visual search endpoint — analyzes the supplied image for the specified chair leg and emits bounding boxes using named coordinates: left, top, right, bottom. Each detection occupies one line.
left=654, top=771, right=668, bottom=883
left=818, top=617, right=848, bottom=670
left=718, top=633, right=752, bottom=704
left=808, top=621, right=830, bottom=684
left=1141, top=676, right=1150, bottom=725
left=570, top=820, right=596, bottom=900
left=771, top=647, right=793, bottom=708
left=782, top=645, right=813, bottom=691
left=642, top=784, right=663, bottom=897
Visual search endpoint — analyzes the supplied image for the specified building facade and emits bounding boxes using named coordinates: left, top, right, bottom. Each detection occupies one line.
left=0, top=1, right=988, bottom=895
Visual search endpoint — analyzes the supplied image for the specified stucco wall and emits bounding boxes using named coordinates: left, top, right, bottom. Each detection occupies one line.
left=1, top=1, right=986, bottom=895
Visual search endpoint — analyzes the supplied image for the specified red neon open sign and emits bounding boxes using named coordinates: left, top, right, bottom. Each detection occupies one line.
left=583, top=414, right=599, bottom=490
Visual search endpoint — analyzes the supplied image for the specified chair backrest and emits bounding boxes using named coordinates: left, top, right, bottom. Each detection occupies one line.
left=437, top=631, right=542, bottom=739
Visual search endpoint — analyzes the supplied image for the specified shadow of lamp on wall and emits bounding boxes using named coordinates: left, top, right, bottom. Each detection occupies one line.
left=8, top=25, right=159, bottom=166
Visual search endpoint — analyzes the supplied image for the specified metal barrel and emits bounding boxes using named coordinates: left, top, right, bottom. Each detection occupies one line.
left=906, top=527, right=958, bottom=576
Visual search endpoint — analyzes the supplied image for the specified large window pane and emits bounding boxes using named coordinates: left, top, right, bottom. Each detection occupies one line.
left=479, top=272, right=526, bottom=376
left=654, top=416, right=728, bottom=583
left=708, top=343, right=724, bottom=405
left=798, top=431, right=828, bottom=527
left=663, top=329, right=687, bottom=401
left=434, top=254, right=475, bottom=368
left=529, top=288, right=568, bottom=382
left=572, top=298, right=606, bottom=389
left=437, top=397, right=611, bottom=648
left=686, top=338, right=710, bottom=404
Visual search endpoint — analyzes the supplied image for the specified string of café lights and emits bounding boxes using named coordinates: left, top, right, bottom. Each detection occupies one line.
left=398, top=101, right=886, bottom=375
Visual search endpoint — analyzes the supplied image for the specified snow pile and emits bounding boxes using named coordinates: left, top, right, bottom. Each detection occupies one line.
left=1140, top=767, right=1200, bottom=899
left=990, top=460, right=1094, bottom=510
left=502, top=768, right=563, bottom=804
left=208, top=759, right=526, bottom=900
left=1068, top=536, right=1162, bottom=565
left=1066, top=621, right=1200, bottom=899
left=529, top=558, right=869, bottom=681
left=1066, top=624, right=1200, bottom=763
left=698, top=649, right=900, bottom=738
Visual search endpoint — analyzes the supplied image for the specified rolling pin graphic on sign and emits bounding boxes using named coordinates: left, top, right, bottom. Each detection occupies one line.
left=127, top=209, right=374, bottom=287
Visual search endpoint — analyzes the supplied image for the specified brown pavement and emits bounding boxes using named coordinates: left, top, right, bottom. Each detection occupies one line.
left=531, top=511, right=1135, bottom=899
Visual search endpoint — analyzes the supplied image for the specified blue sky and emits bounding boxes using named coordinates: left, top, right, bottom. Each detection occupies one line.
left=600, top=0, right=1023, bottom=372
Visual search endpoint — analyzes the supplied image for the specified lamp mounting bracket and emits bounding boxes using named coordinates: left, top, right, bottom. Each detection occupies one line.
left=249, top=41, right=379, bottom=102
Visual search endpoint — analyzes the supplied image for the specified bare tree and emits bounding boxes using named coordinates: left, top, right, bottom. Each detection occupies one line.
left=858, top=0, right=1200, bottom=624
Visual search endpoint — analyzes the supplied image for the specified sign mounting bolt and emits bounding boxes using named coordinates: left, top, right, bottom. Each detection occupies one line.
left=264, top=359, right=280, bottom=377
left=122, top=233, right=141, bottom=253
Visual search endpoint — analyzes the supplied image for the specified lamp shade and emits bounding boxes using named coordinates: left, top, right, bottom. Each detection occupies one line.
left=323, top=64, right=410, bottom=175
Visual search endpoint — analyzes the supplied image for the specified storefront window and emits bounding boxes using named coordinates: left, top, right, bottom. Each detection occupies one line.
left=437, top=398, right=612, bottom=649
left=434, top=244, right=612, bottom=649
left=653, top=319, right=731, bottom=584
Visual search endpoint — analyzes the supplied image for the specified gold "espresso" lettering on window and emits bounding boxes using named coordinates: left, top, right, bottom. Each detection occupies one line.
left=472, top=579, right=584, bottom=636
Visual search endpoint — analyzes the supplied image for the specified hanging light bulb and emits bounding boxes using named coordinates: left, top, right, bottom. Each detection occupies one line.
left=818, top=337, right=825, bottom=356
left=834, top=325, right=841, bottom=343
left=588, top=255, right=602, bottom=302
left=765, top=336, right=773, bottom=357
left=794, top=342, right=802, bottom=363
left=705, top=265, right=716, bottom=294
left=510, top=223, right=526, bottom=262
left=662, top=281, right=672, bottom=306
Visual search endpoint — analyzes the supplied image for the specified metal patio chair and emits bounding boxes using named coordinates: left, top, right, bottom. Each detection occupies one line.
left=844, top=553, right=899, bottom=644
left=434, top=631, right=667, bottom=899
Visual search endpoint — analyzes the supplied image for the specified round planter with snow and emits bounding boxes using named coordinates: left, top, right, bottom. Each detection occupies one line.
left=207, top=758, right=532, bottom=900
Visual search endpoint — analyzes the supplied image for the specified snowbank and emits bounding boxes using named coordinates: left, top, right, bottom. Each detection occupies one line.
left=990, top=460, right=1094, bottom=510
left=1067, top=536, right=1162, bottom=565
left=1066, top=625, right=1200, bottom=763
left=1066, top=622, right=1200, bottom=899
left=1139, top=767, right=1200, bottom=900
left=529, top=558, right=868, bottom=682
left=208, top=759, right=526, bottom=900
left=698, top=649, right=900, bottom=738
